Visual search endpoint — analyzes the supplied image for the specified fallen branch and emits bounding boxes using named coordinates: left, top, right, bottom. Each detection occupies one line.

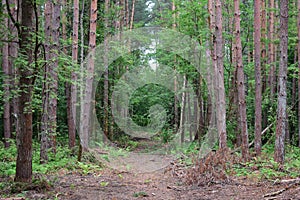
left=280, top=178, right=300, bottom=184
left=232, top=123, right=273, bottom=154
left=263, top=188, right=286, bottom=198
left=263, top=178, right=300, bottom=198
left=249, top=123, right=273, bottom=148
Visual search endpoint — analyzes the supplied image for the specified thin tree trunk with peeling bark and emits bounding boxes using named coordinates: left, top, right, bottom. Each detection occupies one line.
left=126, top=0, right=129, bottom=28
left=268, top=0, right=276, bottom=99
left=129, top=0, right=135, bottom=30
left=254, top=0, right=262, bottom=156
left=40, top=0, right=60, bottom=162
left=298, top=0, right=300, bottom=148
left=69, top=0, right=79, bottom=149
left=2, top=0, right=11, bottom=148
left=234, top=0, right=249, bottom=160
left=103, top=0, right=110, bottom=140
left=275, top=0, right=288, bottom=164
left=80, top=0, right=97, bottom=149
left=261, top=0, right=267, bottom=94
left=40, top=0, right=53, bottom=163
left=172, top=0, right=178, bottom=133
left=49, top=0, right=60, bottom=154
left=215, top=0, right=227, bottom=149
left=180, top=75, right=187, bottom=144
left=8, top=0, right=19, bottom=139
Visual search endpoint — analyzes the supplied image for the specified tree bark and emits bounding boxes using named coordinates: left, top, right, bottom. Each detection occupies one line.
left=298, top=0, right=300, bottom=148
left=268, top=0, right=276, bottom=98
left=103, top=0, right=110, bottom=139
left=180, top=75, right=187, bottom=144
left=254, top=0, right=262, bottom=156
left=274, top=0, right=288, bottom=164
left=8, top=0, right=19, bottom=139
left=2, top=0, right=11, bottom=148
left=261, top=0, right=267, bottom=94
left=172, top=0, right=178, bottom=133
left=69, top=0, right=79, bottom=149
left=234, top=0, right=249, bottom=160
left=15, top=0, right=35, bottom=183
left=80, top=0, right=97, bottom=149
left=40, top=0, right=59, bottom=162
left=215, top=0, right=227, bottom=149
left=129, top=0, right=135, bottom=30
left=49, top=0, right=60, bottom=153
left=40, top=0, right=53, bottom=163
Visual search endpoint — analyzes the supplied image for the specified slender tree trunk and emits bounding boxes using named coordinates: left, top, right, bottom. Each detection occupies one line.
left=8, top=0, right=19, bottom=139
left=274, top=0, right=288, bottom=165
left=298, top=0, right=300, bottom=148
left=261, top=0, right=267, bottom=94
left=15, top=0, right=35, bottom=183
left=69, top=0, right=79, bottom=149
left=129, top=0, right=135, bottom=30
left=2, top=0, right=11, bottom=148
left=180, top=75, right=187, bottom=144
left=172, top=0, right=178, bottom=133
left=103, top=0, right=110, bottom=139
left=215, top=0, right=227, bottom=149
left=234, top=0, right=249, bottom=160
left=254, top=0, right=262, bottom=156
left=40, top=0, right=53, bottom=163
left=49, top=0, right=60, bottom=154
left=268, top=0, right=276, bottom=99
left=78, top=0, right=85, bottom=161
left=125, top=0, right=129, bottom=28
left=40, top=0, right=59, bottom=161
left=80, top=0, right=97, bottom=149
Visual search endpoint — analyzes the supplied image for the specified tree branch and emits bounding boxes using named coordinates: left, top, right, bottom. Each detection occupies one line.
left=5, top=0, right=20, bottom=35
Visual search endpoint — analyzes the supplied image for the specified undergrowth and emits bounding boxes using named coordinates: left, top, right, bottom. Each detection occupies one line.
left=184, top=145, right=300, bottom=186
left=0, top=141, right=103, bottom=197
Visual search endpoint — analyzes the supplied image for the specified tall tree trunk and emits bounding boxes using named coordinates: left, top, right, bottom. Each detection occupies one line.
left=268, top=0, right=276, bottom=98
left=103, top=0, right=110, bottom=139
left=215, top=0, right=227, bottom=149
left=129, top=0, right=135, bottom=30
left=254, top=0, right=262, bottom=156
left=8, top=0, right=19, bottom=139
left=274, top=0, right=288, bottom=165
left=298, top=0, right=300, bottom=148
left=15, top=0, right=36, bottom=183
left=49, top=0, right=60, bottom=153
left=261, top=0, right=267, bottom=94
left=234, top=0, right=249, bottom=160
left=40, top=0, right=53, bottom=163
left=2, top=0, right=11, bottom=148
left=80, top=0, right=97, bottom=149
left=69, top=0, right=79, bottom=149
left=172, top=0, right=178, bottom=133
left=261, top=0, right=268, bottom=130
left=40, top=0, right=60, bottom=162
left=180, top=75, right=187, bottom=144
left=125, top=0, right=130, bottom=28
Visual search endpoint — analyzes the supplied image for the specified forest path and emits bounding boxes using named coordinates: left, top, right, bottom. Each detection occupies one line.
left=102, top=138, right=177, bottom=173
left=49, top=138, right=300, bottom=200
left=33, top=167, right=300, bottom=200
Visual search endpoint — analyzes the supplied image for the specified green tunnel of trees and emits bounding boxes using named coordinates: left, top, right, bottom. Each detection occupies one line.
left=0, top=0, right=300, bottom=183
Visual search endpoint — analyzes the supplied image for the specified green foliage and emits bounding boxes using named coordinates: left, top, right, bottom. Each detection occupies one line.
left=0, top=141, right=102, bottom=177
left=160, top=129, right=175, bottom=144
left=133, top=191, right=148, bottom=198
left=232, top=145, right=300, bottom=180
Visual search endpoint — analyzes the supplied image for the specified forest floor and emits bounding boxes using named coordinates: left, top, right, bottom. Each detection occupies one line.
left=1, top=139, right=300, bottom=200
left=22, top=166, right=300, bottom=200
